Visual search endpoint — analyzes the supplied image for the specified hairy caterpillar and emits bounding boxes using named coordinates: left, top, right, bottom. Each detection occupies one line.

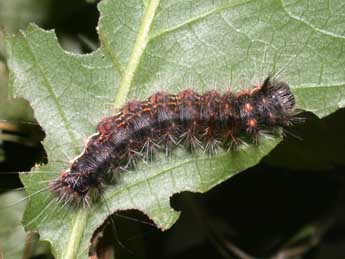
left=49, top=77, right=296, bottom=207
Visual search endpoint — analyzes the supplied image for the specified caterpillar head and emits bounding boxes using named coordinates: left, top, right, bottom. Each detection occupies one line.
left=260, top=77, right=296, bottom=127
left=48, top=169, right=101, bottom=207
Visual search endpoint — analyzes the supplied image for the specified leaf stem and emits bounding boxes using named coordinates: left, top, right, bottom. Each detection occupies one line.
left=64, top=208, right=90, bottom=259
left=114, top=0, right=160, bottom=108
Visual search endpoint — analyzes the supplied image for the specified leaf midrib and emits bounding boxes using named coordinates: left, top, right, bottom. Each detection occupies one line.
left=114, top=0, right=161, bottom=108
left=64, top=0, right=161, bottom=258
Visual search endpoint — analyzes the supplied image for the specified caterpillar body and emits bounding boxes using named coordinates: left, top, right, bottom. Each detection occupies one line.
left=49, top=77, right=296, bottom=206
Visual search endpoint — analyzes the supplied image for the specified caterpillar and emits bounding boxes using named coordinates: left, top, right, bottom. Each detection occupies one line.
left=49, top=77, right=296, bottom=207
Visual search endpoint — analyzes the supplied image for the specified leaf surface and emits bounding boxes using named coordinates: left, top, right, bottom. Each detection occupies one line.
left=6, top=0, right=345, bottom=258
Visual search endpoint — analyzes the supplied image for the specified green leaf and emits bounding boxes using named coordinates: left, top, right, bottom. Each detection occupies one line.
left=0, top=191, right=51, bottom=259
left=5, top=0, right=345, bottom=258
left=0, top=191, right=29, bottom=258
left=1, top=20, right=41, bottom=154
left=0, top=0, right=52, bottom=33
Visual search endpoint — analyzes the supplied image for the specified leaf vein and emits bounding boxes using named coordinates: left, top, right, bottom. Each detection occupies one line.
left=98, top=30, right=125, bottom=77
left=281, top=0, right=345, bottom=40
left=149, top=0, right=255, bottom=41
left=115, top=0, right=161, bottom=108
left=21, top=31, right=80, bottom=154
